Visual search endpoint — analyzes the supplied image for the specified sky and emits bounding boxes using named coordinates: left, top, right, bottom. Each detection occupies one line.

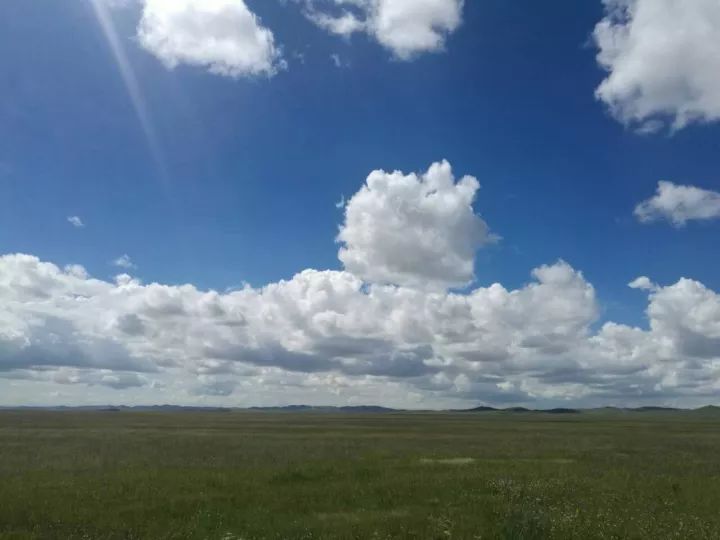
left=1, top=0, right=719, bottom=409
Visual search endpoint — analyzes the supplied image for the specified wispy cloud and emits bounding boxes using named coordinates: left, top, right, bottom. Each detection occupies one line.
left=112, top=254, right=137, bottom=270
left=330, top=53, right=348, bottom=68
left=67, top=216, right=85, bottom=228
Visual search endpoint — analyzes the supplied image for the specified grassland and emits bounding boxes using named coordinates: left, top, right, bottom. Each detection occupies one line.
left=1, top=410, right=719, bottom=539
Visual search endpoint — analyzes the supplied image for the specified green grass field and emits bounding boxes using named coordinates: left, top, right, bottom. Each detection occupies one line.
left=1, top=410, right=719, bottom=539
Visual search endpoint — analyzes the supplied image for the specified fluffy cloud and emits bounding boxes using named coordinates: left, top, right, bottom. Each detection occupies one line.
left=305, top=0, right=464, bottom=60
left=0, top=254, right=592, bottom=399
left=1, top=254, right=718, bottom=408
left=647, top=278, right=720, bottom=360
left=0, top=250, right=720, bottom=405
left=593, top=0, right=720, bottom=131
left=635, top=181, right=720, bottom=226
left=2, top=161, right=719, bottom=408
left=628, top=276, right=654, bottom=291
left=338, top=160, right=493, bottom=290
left=138, top=0, right=283, bottom=78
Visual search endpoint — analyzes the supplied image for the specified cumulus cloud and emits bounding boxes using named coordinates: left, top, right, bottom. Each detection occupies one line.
left=2, top=161, right=719, bottom=408
left=0, top=254, right=590, bottom=396
left=593, top=0, right=720, bottom=131
left=138, top=0, right=284, bottom=78
left=646, top=278, right=720, bottom=360
left=338, top=160, right=494, bottom=290
left=635, top=181, right=720, bottom=227
left=67, top=216, right=85, bottom=228
left=305, top=0, right=464, bottom=60
left=1, top=251, right=717, bottom=407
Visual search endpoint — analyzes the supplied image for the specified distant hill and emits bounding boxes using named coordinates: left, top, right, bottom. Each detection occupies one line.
left=455, top=406, right=498, bottom=412
left=248, top=405, right=398, bottom=413
left=339, top=406, right=398, bottom=413
left=691, top=405, right=720, bottom=415
left=0, top=405, right=232, bottom=413
left=2, top=404, right=718, bottom=414
left=455, top=406, right=579, bottom=414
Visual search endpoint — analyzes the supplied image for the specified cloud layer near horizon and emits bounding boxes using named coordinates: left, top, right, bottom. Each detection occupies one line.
left=2, top=162, right=719, bottom=408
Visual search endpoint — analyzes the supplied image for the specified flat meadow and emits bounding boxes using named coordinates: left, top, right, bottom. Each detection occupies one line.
left=1, top=409, right=719, bottom=539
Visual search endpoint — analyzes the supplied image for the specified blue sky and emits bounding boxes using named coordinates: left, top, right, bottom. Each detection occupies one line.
left=1, top=0, right=719, bottom=408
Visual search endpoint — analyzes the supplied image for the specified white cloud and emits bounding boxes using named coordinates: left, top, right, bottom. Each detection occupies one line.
left=3, top=161, right=720, bottom=408
left=67, top=216, right=85, bottom=228
left=312, top=10, right=366, bottom=36
left=635, top=181, right=720, bottom=227
left=646, top=278, right=720, bottom=350
left=305, top=0, right=464, bottom=60
left=337, top=160, right=494, bottom=290
left=628, top=276, right=654, bottom=291
left=112, top=254, right=137, bottom=270
left=138, top=0, right=284, bottom=78
left=1, top=248, right=718, bottom=408
left=594, top=0, right=720, bottom=131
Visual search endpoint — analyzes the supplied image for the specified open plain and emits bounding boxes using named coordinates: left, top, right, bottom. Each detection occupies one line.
left=1, top=409, right=719, bottom=539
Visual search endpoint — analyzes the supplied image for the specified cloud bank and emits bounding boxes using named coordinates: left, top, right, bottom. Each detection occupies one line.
left=3, top=162, right=719, bottom=408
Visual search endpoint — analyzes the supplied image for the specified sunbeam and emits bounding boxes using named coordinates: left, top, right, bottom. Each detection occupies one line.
left=89, top=0, right=169, bottom=185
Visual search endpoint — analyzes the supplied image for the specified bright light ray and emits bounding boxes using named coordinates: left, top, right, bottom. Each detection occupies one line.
left=89, top=0, right=169, bottom=185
